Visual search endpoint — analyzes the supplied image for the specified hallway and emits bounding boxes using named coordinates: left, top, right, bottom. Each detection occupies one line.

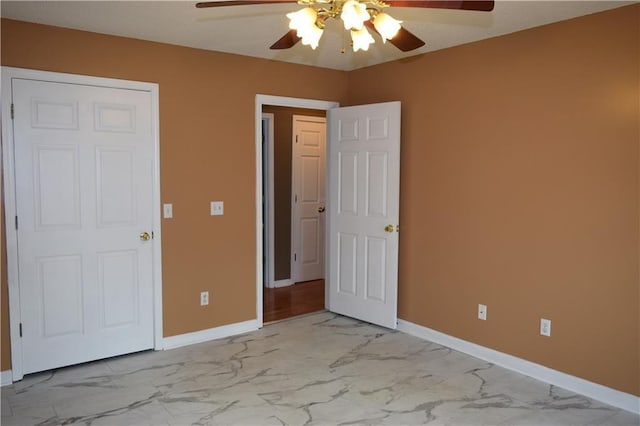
left=263, top=280, right=325, bottom=323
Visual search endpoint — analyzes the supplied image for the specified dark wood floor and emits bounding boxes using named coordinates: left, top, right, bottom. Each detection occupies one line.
left=263, top=279, right=325, bottom=323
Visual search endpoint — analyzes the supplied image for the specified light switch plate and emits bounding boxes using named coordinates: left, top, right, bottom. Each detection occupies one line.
left=478, top=304, right=487, bottom=321
left=540, top=318, right=552, bottom=337
left=163, top=203, right=173, bottom=219
left=210, top=201, right=224, bottom=216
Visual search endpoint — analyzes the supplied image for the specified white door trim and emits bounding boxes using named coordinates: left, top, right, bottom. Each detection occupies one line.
left=262, top=112, right=275, bottom=288
left=1, top=67, right=163, bottom=381
left=255, top=95, right=339, bottom=327
left=261, top=112, right=276, bottom=289
left=262, top=112, right=295, bottom=289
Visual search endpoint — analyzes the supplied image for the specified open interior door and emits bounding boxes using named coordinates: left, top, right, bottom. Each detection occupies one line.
left=292, top=115, right=326, bottom=283
left=327, top=101, right=400, bottom=329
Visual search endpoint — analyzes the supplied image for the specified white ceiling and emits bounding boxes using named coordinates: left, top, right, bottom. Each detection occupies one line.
left=1, top=1, right=634, bottom=71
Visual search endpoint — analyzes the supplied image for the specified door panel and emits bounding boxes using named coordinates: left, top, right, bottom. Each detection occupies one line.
left=31, top=98, right=78, bottom=129
left=34, top=145, right=81, bottom=229
left=366, top=152, right=388, bottom=217
left=365, top=236, right=387, bottom=302
left=328, top=102, right=400, bottom=330
left=338, top=152, right=358, bottom=215
left=12, top=78, right=154, bottom=374
left=39, top=255, right=84, bottom=337
left=99, top=250, right=138, bottom=328
left=292, top=115, right=326, bottom=282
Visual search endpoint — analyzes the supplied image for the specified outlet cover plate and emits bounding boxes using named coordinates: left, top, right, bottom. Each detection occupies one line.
left=210, top=201, right=224, bottom=216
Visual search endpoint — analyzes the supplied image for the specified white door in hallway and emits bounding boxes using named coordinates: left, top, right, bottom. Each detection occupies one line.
left=292, top=115, right=326, bottom=283
left=327, top=102, right=401, bottom=329
left=12, top=78, right=155, bottom=374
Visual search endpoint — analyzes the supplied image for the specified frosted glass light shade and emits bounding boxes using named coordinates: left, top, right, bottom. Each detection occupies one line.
left=287, top=7, right=317, bottom=33
left=300, top=24, right=324, bottom=49
left=341, top=0, right=369, bottom=30
left=351, top=27, right=375, bottom=51
left=373, top=12, right=402, bottom=42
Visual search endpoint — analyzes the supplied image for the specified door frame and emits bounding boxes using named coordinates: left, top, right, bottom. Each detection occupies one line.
left=255, top=95, right=338, bottom=327
left=1, top=67, right=164, bottom=381
left=261, top=112, right=282, bottom=289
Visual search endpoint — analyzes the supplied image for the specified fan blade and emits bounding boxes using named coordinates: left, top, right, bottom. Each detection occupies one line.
left=196, top=0, right=297, bottom=8
left=385, top=1, right=494, bottom=11
left=270, top=29, right=301, bottom=49
left=390, top=26, right=426, bottom=51
left=365, top=21, right=425, bottom=52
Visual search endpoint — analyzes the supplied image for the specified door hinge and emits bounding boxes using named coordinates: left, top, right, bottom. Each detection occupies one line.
left=19, top=323, right=22, bottom=337
left=294, top=253, right=297, bottom=262
left=295, top=194, right=298, bottom=203
left=10, top=103, right=14, bottom=120
left=295, top=135, right=299, bottom=143
left=151, top=231, right=154, bottom=239
left=15, top=216, right=18, bottom=230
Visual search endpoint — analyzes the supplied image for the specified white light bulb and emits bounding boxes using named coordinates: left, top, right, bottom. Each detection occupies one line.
left=351, top=27, right=375, bottom=52
left=341, top=0, right=369, bottom=31
left=373, top=12, right=402, bottom=42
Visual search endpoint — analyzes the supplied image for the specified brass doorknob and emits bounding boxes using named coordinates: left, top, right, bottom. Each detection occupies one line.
left=140, top=232, right=151, bottom=241
left=384, top=224, right=394, bottom=233
left=317, top=206, right=325, bottom=213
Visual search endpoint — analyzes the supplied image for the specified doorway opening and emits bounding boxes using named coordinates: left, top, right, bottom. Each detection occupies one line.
left=255, top=95, right=339, bottom=327
left=262, top=107, right=327, bottom=323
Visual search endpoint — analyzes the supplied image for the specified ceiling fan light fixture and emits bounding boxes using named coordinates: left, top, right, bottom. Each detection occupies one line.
left=351, top=27, right=375, bottom=52
left=197, top=0, right=494, bottom=53
left=373, top=12, right=402, bottom=42
left=340, top=0, right=369, bottom=31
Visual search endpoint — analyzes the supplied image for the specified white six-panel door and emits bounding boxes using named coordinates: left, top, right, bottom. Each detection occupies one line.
left=327, top=102, right=401, bottom=329
left=292, top=115, right=326, bottom=283
left=12, top=78, right=155, bottom=374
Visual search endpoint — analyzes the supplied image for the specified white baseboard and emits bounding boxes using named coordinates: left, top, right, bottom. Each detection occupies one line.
left=397, top=319, right=640, bottom=415
left=1, top=370, right=12, bottom=386
left=271, top=279, right=294, bottom=288
left=162, top=319, right=259, bottom=350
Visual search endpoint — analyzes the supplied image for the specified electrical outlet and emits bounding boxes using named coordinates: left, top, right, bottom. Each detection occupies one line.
left=540, top=318, right=551, bottom=336
left=478, top=304, right=487, bottom=321
left=200, top=291, right=209, bottom=306
left=210, top=201, right=224, bottom=216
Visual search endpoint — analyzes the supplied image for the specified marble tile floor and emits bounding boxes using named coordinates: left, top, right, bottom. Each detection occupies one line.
left=1, top=312, right=638, bottom=426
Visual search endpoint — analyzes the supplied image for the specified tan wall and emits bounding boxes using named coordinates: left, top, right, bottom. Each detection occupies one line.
left=346, top=5, right=639, bottom=396
left=1, top=4, right=638, bottom=398
left=0, top=19, right=348, bottom=346
left=262, top=106, right=326, bottom=281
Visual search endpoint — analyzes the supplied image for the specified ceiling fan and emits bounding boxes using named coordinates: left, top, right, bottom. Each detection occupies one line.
left=196, top=0, right=495, bottom=53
